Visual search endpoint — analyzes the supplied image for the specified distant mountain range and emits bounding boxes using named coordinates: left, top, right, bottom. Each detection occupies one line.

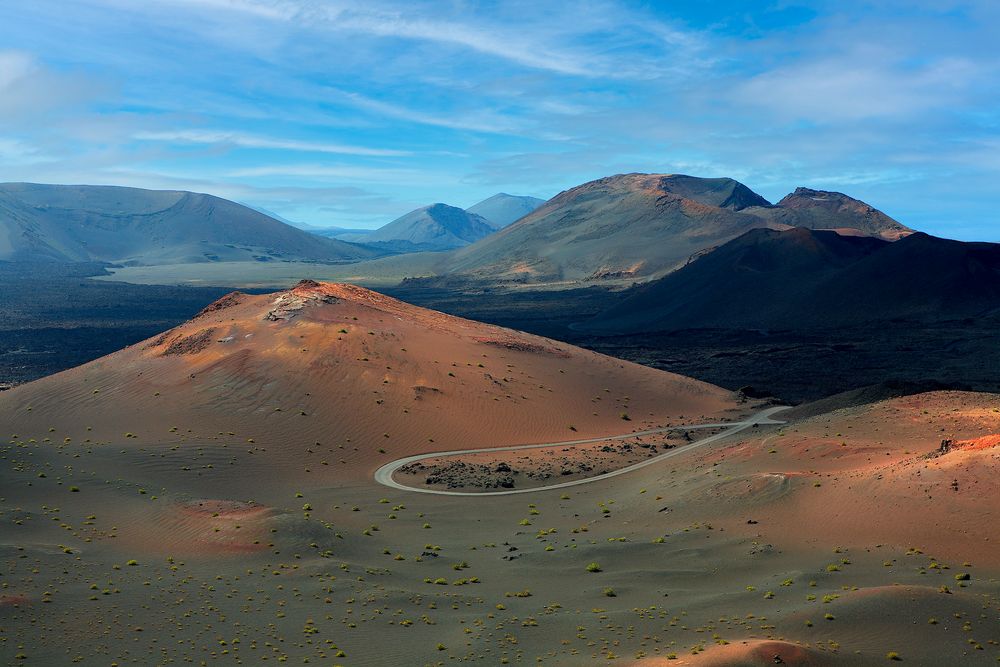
left=1, top=177, right=917, bottom=290
left=322, top=193, right=546, bottom=252
left=578, top=227, right=1000, bottom=334
left=0, top=183, right=373, bottom=265
left=441, top=174, right=911, bottom=283
left=309, top=226, right=383, bottom=239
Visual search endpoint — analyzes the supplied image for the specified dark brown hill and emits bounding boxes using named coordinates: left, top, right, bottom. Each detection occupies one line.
left=580, top=228, right=1000, bottom=333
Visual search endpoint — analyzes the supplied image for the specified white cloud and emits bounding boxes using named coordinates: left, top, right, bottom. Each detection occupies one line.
left=0, top=50, right=98, bottom=121
left=0, top=50, right=35, bottom=89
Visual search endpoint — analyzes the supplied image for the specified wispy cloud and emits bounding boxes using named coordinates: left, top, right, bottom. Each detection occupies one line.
left=325, top=7, right=615, bottom=78
left=134, top=129, right=411, bottom=156
left=92, top=0, right=708, bottom=79
left=329, top=90, right=521, bottom=135
left=227, top=163, right=441, bottom=186
left=734, top=48, right=983, bottom=121
left=0, top=137, right=51, bottom=163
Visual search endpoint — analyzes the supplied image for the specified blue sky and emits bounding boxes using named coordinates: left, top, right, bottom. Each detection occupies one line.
left=1, top=1, right=998, bottom=237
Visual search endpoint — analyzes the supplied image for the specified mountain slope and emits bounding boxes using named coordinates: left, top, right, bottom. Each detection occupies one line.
left=444, top=174, right=779, bottom=283
left=580, top=228, right=1000, bottom=333
left=745, top=187, right=912, bottom=240
left=343, top=203, right=499, bottom=252
left=466, top=193, right=545, bottom=228
left=0, top=183, right=373, bottom=265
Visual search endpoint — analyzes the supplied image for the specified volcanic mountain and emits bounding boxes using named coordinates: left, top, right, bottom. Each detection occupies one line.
left=580, top=227, right=1000, bottom=334
left=0, top=279, right=740, bottom=481
left=443, top=174, right=774, bottom=283
left=441, top=173, right=908, bottom=284
left=465, top=193, right=546, bottom=228
left=0, top=182, right=373, bottom=265
left=339, top=203, right=499, bottom=252
left=744, top=186, right=911, bottom=240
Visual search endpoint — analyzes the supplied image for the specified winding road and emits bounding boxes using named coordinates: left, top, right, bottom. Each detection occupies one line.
left=374, top=405, right=790, bottom=496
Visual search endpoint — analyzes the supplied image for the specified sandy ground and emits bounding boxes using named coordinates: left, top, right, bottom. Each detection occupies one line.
left=94, top=254, right=446, bottom=287
left=0, top=283, right=998, bottom=665
left=395, top=431, right=700, bottom=492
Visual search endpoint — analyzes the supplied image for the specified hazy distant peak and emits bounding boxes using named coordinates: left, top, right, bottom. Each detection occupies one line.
left=361, top=202, right=499, bottom=251
left=466, top=193, right=546, bottom=228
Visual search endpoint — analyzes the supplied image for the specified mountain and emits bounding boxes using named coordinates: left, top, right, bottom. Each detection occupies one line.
left=745, top=187, right=912, bottom=240
left=0, top=183, right=373, bottom=265
left=0, top=280, right=738, bottom=476
left=466, top=193, right=545, bottom=228
left=443, top=174, right=778, bottom=283
left=580, top=227, right=1000, bottom=334
left=344, top=203, right=500, bottom=252
left=439, top=174, right=912, bottom=285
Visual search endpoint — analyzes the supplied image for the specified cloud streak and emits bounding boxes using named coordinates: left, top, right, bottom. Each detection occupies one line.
left=88, top=0, right=708, bottom=79
left=134, top=129, right=411, bottom=156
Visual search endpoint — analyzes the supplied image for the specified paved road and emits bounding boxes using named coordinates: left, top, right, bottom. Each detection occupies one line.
left=373, top=405, right=790, bottom=496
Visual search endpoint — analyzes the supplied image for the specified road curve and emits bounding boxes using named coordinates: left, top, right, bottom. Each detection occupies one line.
left=374, top=405, right=790, bottom=497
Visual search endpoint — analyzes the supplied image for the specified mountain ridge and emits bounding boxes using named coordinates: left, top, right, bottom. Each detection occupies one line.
left=441, top=173, right=912, bottom=284
left=0, top=182, right=373, bottom=265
